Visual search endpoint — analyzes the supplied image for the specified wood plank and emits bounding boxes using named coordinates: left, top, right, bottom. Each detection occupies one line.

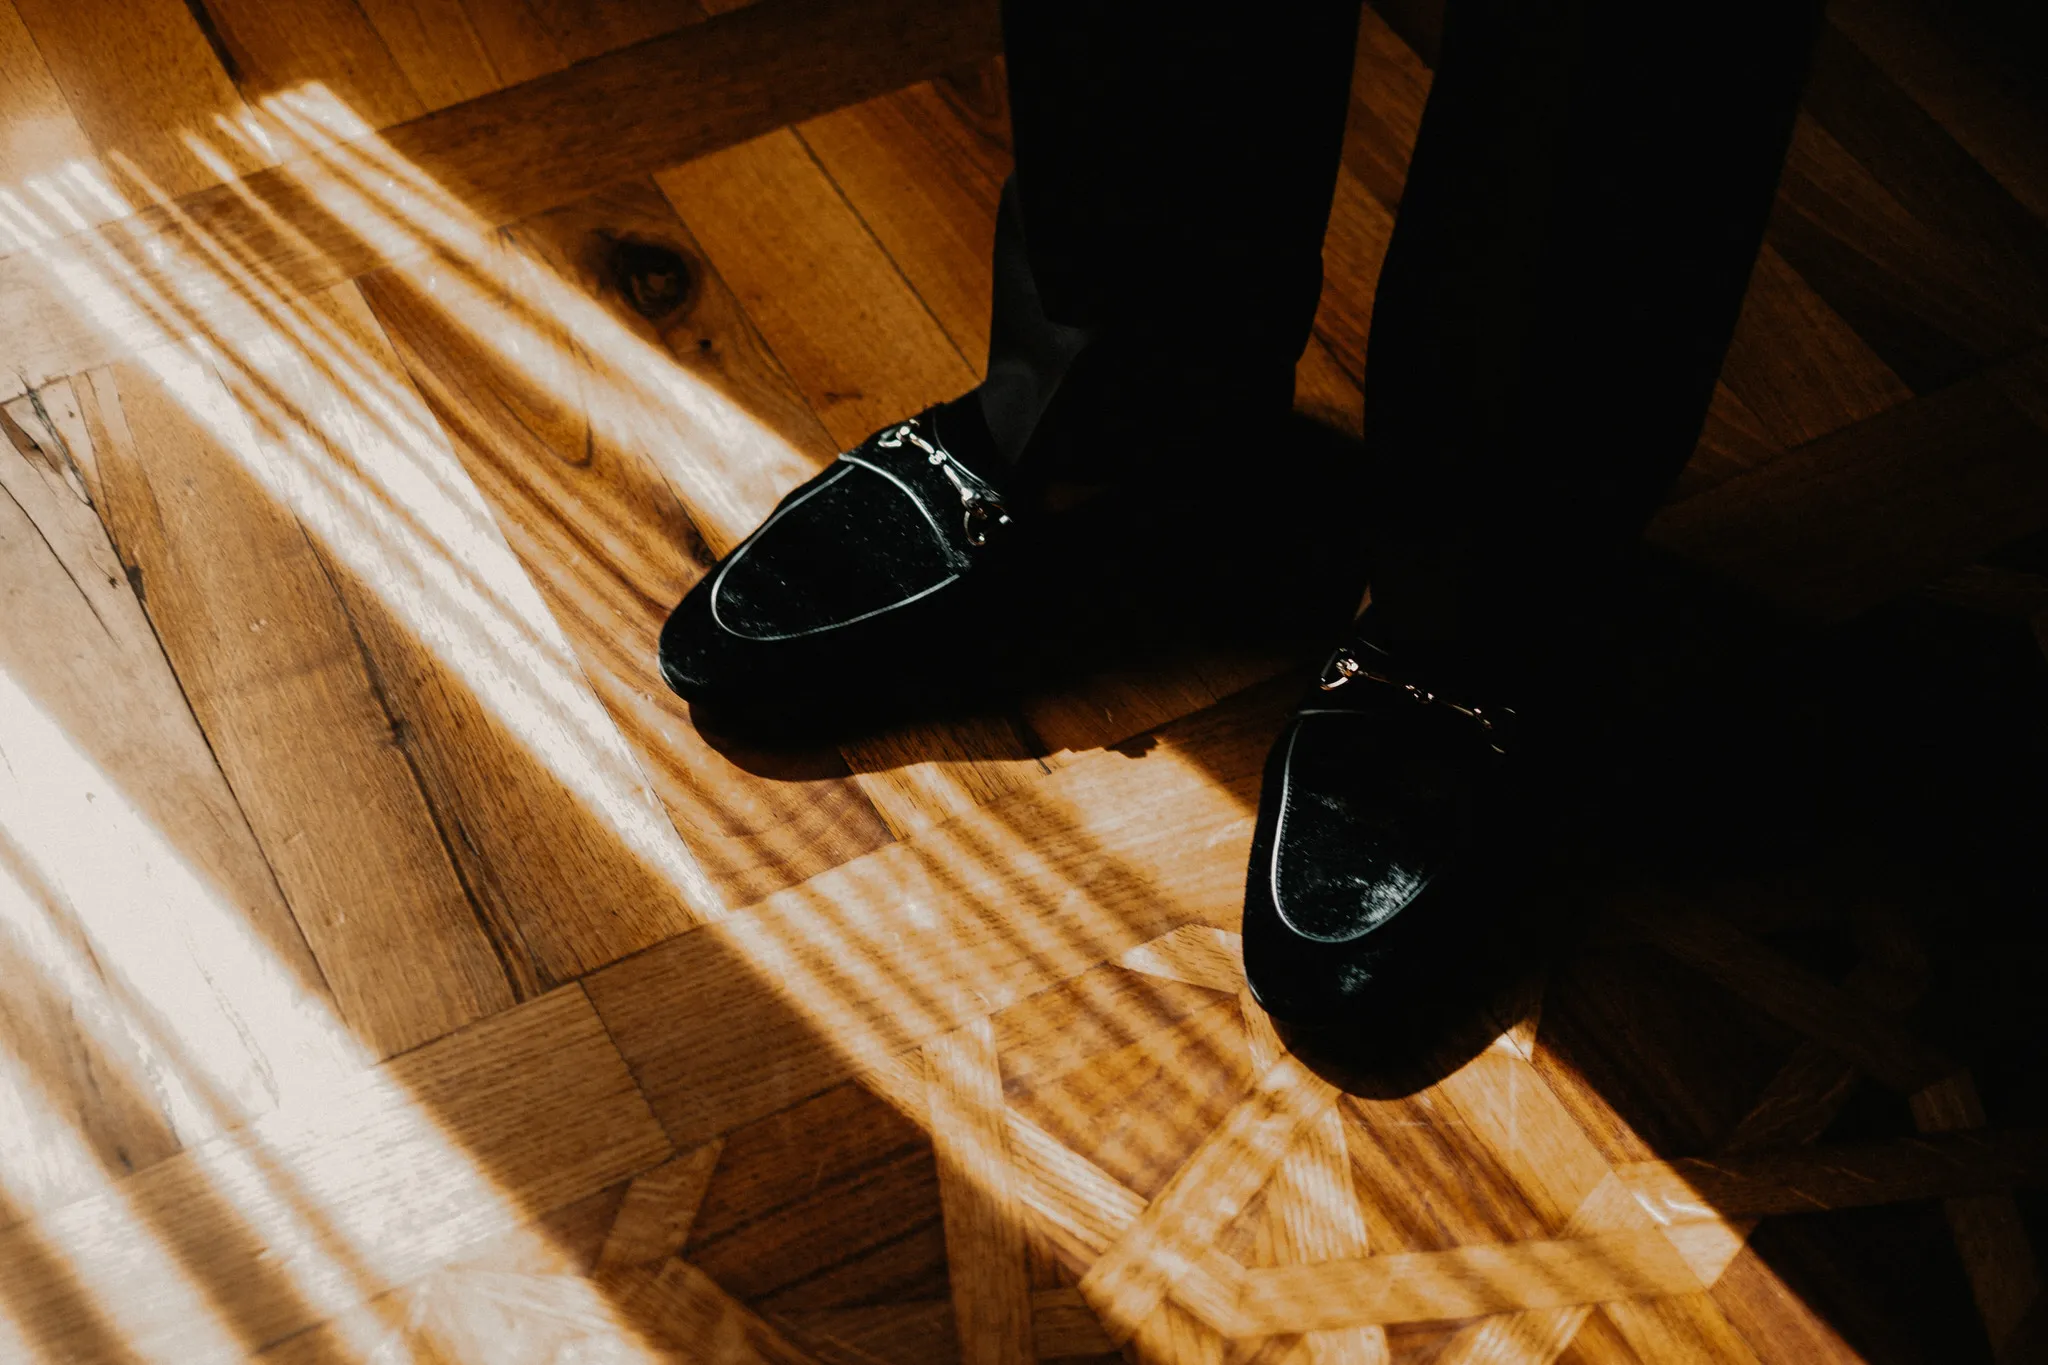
left=0, top=0, right=1006, bottom=399
left=0, top=986, right=670, bottom=1364
left=1771, top=110, right=2047, bottom=393
left=1342, top=4, right=1432, bottom=213
left=353, top=0, right=506, bottom=111
left=1830, top=0, right=2048, bottom=227
left=678, top=1077, right=947, bottom=1311
left=1234, top=1231, right=1704, bottom=1335
left=0, top=398, right=359, bottom=1221
left=190, top=0, right=427, bottom=135
left=251, top=1186, right=633, bottom=1364
left=1307, top=164, right=1395, bottom=384
left=214, top=278, right=714, bottom=981
left=1003, top=1110, right=1248, bottom=1336
left=586, top=687, right=1278, bottom=1147
left=1714, top=244, right=1911, bottom=455
left=0, top=1, right=110, bottom=245
left=1795, top=23, right=2048, bottom=370
left=1618, top=1129, right=2048, bottom=1219
left=604, top=1256, right=823, bottom=1364
left=924, top=1018, right=1035, bottom=1365
left=1434, top=1053, right=1765, bottom=1364
left=10, top=0, right=271, bottom=200
left=654, top=126, right=973, bottom=460
left=795, top=61, right=1010, bottom=364
left=73, top=346, right=519, bottom=1059
left=595, top=1141, right=724, bottom=1271
left=359, top=179, right=895, bottom=910
left=1911, top=1074, right=2044, bottom=1355
left=1075, top=1051, right=1333, bottom=1344
left=1267, top=1105, right=1388, bottom=1365
left=1649, top=350, right=2048, bottom=620
left=1013, top=991, right=1255, bottom=1209
left=1620, top=898, right=1954, bottom=1091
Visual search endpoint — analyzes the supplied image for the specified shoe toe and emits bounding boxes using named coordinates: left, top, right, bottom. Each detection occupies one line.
left=1243, top=705, right=1503, bottom=1031
left=712, top=461, right=962, bottom=642
left=657, top=457, right=965, bottom=709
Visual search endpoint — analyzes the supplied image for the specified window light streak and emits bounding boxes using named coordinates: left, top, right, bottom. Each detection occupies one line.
left=1, top=75, right=1261, bottom=1135
left=0, top=674, right=671, bottom=1365
left=0, top=74, right=1394, bottom=1364
left=0, top=668, right=353, bottom=1124
left=34, top=137, right=725, bottom=915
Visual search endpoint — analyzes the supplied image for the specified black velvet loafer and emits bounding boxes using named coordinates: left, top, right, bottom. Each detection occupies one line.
left=1242, top=625, right=1524, bottom=1045
left=659, top=395, right=1019, bottom=735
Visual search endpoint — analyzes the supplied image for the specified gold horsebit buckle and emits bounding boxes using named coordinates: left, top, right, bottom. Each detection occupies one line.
left=875, top=420, right=1011, bottom=548
left=1318, top=646, right=1514, bottom=754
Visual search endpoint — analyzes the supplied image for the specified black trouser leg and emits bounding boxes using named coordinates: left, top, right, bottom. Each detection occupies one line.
left=984, top=2, right=1362, bottom=476
left=1362, top=0, right=1826, bottom=691
left=988, top=1, right=1824, bottom=694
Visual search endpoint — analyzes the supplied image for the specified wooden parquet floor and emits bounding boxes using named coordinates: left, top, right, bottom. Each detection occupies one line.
left=3, top=0, right=2048, bottom=1361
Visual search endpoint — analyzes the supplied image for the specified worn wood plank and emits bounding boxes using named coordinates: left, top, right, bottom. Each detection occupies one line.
left=222, top=278, right=716, bottom=980
left=74, top=346, right=519, bottom=1059
left=0, top=401, right=359, bottom=1222
left=0, top=987, right=670, bottom=1364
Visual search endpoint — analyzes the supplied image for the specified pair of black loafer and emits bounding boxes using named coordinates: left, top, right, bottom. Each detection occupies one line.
left=660, top=396, right=1528, bottom=1058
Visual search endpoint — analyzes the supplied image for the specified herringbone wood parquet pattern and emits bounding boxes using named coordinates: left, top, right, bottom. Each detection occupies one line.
left=2, top=1, right=2046, bottom=1362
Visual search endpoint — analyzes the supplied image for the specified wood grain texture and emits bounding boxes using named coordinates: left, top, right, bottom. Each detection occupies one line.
left=359, top=180, right=894, bottom=910
left=0, top=394, right=357, bottom=1216
left=795, top=60, right=1010, bottom=365
left=0, top=0, right=1005, bottom=398
left=74, top=346, right=518, bottom=1059
left=0, top=986, right=669, bottom=1364
left=585, top=694, right=1273, bottom=1145
left=0, top=2, right=107, bottom=237
left=596, top=1140, right=725, bottom=1271
left=606, top=1255, right=825, bottom=1363
left=1651, top=350, right=2048, bottom=620
left=1266, top=1104, right=1389, bottom=1364
left=1234, top=1230, right=1704, bottom=1334
left=9, top=0, right=271, bottom=199
left=352, top=0, right=508, bottom=110
left=3, top=2, right=2046, bottom=1360
left=1830, top=0, right=2048, bottom=227
left=191, top=0, right=428, bottom=134
left=250, top=279, right=715, bottom=980
left=925, top=1018, right=1035, bottom=1365
left=1076, top=1052, right=1333, bottom=1343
